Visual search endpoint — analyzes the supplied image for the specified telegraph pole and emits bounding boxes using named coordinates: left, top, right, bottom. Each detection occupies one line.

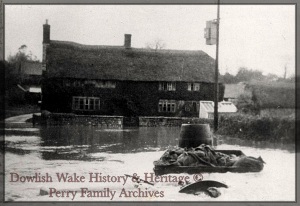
left=204, top=0, right=221, bottom=132
left=214, top=0, right=220, bottom=132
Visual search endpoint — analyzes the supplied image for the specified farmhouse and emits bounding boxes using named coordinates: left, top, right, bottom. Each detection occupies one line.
left=41, top=21, right=224, bottom=117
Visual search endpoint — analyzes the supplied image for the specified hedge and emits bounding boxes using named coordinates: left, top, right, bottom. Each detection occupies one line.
left=216, top=113, right=295, bottom=143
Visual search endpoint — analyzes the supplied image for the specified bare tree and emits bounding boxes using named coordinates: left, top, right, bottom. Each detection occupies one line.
left=145, top=38, right=166, bottom=51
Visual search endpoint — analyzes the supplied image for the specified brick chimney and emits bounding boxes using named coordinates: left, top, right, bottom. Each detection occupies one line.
left=124, top=34, right=131, bottom=49
left=43, top=19, right=50, bottom=44
left=42, top=19, right=50, bottom=70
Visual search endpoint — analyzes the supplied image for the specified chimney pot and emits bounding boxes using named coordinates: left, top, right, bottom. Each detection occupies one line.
left=124, top=34, right=131, bottom=49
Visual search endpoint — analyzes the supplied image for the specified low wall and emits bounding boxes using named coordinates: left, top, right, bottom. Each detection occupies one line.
left=40, top=113, right=123, bottom=128
left=37, top=113, right=214, bottom=128
left=139, top=116, right=213, bottom=127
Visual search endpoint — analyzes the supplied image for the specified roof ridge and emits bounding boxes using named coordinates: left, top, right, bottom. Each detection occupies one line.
left=50, top=40, right=208, bottom=55
left=50, top=40, right=123, bottom=49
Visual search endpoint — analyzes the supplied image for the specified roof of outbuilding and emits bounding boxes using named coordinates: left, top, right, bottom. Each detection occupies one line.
left=46, top=40, right=216, bottom=82
left=218, top=101, right=237, bottom=113
left=200, top=101, right=215, bottom=112
left=200, top=101, right=237, bottom=113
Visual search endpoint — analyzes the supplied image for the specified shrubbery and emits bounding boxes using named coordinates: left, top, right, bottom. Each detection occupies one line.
left=217, top=113, right=295, bottom=143
left=249, top=82, right=295, bottom=109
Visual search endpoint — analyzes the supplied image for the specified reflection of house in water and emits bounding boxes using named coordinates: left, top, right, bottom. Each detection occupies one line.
left=38, top=125, right=181, bottom=160
left=39, top=125, right=181, bottom=158
left=199, top=101, right=237, bottom=119
left=41, top=21, right=224, bottom=117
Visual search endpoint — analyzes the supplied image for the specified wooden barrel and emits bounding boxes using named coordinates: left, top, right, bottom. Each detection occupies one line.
left=179, top=124, right=212, bottom=148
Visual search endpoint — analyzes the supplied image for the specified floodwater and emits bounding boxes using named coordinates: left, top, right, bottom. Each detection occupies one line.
left=4, top=123, right=296, bottom=201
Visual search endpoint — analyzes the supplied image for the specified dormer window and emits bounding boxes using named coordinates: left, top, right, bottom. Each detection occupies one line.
left=159, top=82, right=176, bottom=91
left=188, top=83, right=200, bottom=91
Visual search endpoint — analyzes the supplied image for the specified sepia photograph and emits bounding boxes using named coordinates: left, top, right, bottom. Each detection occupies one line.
left=2, top=1, right=297, bottom=203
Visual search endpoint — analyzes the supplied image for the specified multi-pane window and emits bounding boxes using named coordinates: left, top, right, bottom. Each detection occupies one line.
left=158, top=100, right=176, bottom=113
left=72, top=97, right=100, bottom=111
left=188, top=83, right=200, bottom=91
left=159, top=82, right=176, bottom=91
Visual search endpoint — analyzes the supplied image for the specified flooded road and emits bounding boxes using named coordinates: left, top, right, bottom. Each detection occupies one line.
left=4, top=122, right=296, bottom=201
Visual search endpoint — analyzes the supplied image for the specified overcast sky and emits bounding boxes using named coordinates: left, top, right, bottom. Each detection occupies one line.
left=5, top=5, right=295, bottom=77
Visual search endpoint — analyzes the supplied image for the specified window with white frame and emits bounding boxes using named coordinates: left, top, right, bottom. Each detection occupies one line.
left=72, top=97, right=100, bottom=111
left=158, top=100, right=176, bottom=113
left=159, top=82, right=176, bottom=91
left=188, top=83, right=200, bottom=91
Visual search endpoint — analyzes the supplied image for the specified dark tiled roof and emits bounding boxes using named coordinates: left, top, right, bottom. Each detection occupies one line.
left=21, top=61, right=43, bottom=75
left=46, top=40, right=216, bottom=82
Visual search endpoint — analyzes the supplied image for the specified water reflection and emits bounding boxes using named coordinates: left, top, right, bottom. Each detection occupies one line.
left=5, top=124, right=294, bottom=161
left=39, top=125, right=180, bottom=156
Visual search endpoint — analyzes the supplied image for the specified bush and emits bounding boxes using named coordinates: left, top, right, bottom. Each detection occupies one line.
left=236, top=93, right=260, bottom=115
left=248, top=81, right=295, bottom=109
left=217, top=113, right=295, bottom=143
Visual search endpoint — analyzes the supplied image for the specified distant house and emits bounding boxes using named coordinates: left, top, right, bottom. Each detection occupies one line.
left=18, top=61, right=43, bottom=104
left=223, top=82, right=250, bottom=105
left=20, top=61, right=43, bottom=84
left=199, top=101, right=237, bottom=119
left=41, top=21, right=225, bottom=117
